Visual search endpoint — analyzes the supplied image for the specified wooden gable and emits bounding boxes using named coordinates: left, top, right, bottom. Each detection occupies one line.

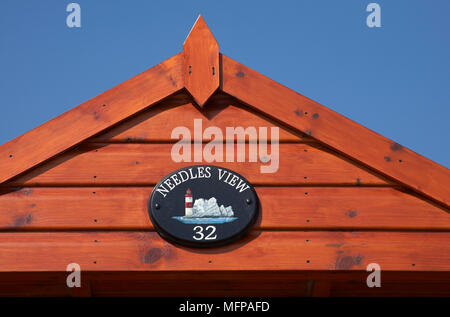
left=0, top=16, right=448, bottom=297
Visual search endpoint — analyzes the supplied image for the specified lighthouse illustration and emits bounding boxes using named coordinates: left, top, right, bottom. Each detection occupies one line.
left=185, top=188, right=193, bottom=216
left=173, top=188, right=237, bottom=224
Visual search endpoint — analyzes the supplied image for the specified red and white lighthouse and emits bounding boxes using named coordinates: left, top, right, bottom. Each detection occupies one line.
left=185, top=188, right=193, bottom=216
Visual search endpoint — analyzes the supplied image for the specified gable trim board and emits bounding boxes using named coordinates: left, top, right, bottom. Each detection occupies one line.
left=0, top=52, right=184, bottom=186
left=0, top=27, right=448, bottom=209
left=220, top=55, right=450, bottom=209
left=183, top=15, right=220, bottom=107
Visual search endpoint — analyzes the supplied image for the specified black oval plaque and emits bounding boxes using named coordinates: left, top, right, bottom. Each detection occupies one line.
left=149, top=165, right=259, bottom=247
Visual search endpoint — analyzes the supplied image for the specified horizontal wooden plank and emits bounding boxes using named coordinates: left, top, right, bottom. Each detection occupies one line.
left=222, top=54, right=450, bottom=208
left=9, top=144, right=389, bottom=186
left=2, top=271, right=449, bottom=296
left=258, top=187, right=450, bottom=230
left=0, top=187, right=448, bottom=231
left=74, top=271, right=450, bottom=297
left=328, top=279, right=450, bottom=297
left=0, top=273, right=75, bottom=297
left=89, top=92, right=307, bottom=143
left=91, top=272, right=309, bottom=297
left=0, top=231, right=448, bottom=272
left=0, top=53, right=184, bottom=185
left=0, top=272, right=309, bottom=297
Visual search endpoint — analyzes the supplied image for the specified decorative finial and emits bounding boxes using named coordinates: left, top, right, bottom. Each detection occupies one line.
left=183, top=15, right=220, bottom=107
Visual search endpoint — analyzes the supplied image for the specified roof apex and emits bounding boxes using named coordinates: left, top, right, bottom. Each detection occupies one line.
left=183, top=15, right=220, bottom=107
left=183, top=15, right=217, bottom=45
left=0, top=18, right=448, bottom=209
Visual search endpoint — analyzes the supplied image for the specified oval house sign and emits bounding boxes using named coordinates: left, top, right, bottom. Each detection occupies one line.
left=149, top=165, right=259, bottom=247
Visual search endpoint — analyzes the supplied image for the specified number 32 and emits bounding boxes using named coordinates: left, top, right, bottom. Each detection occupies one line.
left=193, top=226, right=217, bottom=240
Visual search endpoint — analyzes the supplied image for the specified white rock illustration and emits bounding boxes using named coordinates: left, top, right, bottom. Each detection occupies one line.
left=186, top=197, right=234, bottom=218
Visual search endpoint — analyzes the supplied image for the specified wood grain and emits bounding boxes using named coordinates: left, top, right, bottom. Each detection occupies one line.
left=0, top=20, right=447, bottom=299
left=183, top=15, right=219, bottom=106
left=328, top=279, right=450, bottom=297
left=8, top=144, right=389, bottom=186
left=0, top=187, right=448, bottom=231
left=2, top=271, right=448, bottom=296
left=0, top=231, right=448, bottom=272
left=0, top=53, right=183, bottom=185
left=221, top=54, right=450, bottom=208
left=89, top=271, right=450, bottom=297
left=90, top=92, right=307, bottom=143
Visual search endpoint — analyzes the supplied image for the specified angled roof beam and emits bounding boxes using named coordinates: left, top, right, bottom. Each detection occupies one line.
left=0, top=53, right=183, bottom=184
left=1, top=16, right=448, bottom=211
left=221, top=54, right=450, bottom=208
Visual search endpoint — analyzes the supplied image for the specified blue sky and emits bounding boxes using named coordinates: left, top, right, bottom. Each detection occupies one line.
left=0, top=0, right=449, bottom=167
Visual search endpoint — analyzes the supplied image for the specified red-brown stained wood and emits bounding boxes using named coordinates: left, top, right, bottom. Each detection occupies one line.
left=256, top=187, right=450, bottom=230
left=0, top=53, right=183, bottom=185
left=331, top=283, right=450, bottom=297
left=89, top=273, right=310, bottom=297
left=0, top=231, right=449, bottom=271
left=310, top=280, right=331, bottom=297
left=0, top=272, right=310, bottom=297
left=88, top=272, right=450, bottom=297
left=183, top=15, right=219, bottom=106
left=8, top=144, right=390, bottom=186
left=0, top=273, right=74, bottom=297
left=1, top=271, right=449, bottom=296
left=0, top=17, right=448, bottom=298
left=0, top=187, right=448, bottom=231
left=328, top=279, right=450, bottom=297
left=90, top=93, right=308, bottom=143
left=221, top=54, right=450, bottom=208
